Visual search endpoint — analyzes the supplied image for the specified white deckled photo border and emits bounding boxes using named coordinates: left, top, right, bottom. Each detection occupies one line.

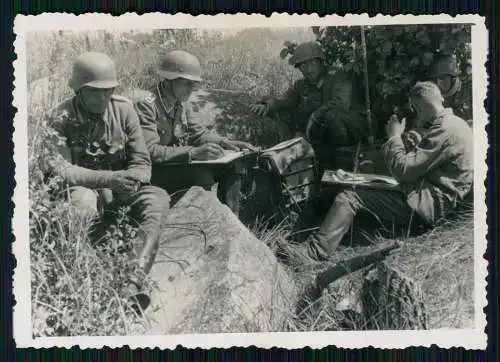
left=12, top=12, right=489, bottom=350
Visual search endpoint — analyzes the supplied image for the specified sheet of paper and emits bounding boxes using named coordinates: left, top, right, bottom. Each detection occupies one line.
left=322, top=169, right=401, bottom=190
left=190, top=150, right=245, bottom=164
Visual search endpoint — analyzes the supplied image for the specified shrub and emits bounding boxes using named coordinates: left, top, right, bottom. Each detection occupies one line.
left=311, top=24, right=472, bottom=135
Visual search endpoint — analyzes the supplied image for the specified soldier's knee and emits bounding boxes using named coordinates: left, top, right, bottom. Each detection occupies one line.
left=69, top=186, right=98, bottom=212
left=141, top=185, right=171, bottom=208
left=334, top=190, right=361, bottom=211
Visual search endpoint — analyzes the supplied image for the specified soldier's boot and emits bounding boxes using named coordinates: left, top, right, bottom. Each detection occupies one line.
left=280, top=200, right=354, bottom=267
left=126, top=233, right=160, bottom=315
left=122, top=185, right=170, bottom=314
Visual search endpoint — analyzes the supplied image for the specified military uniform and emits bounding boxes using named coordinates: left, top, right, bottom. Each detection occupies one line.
left=131, top=84, right=243, bottom=214
left=293, top=106, right=473, bottom=262
left=262, top=71, right=369, bottom=169
left=46, top=93, right=170, bottom=278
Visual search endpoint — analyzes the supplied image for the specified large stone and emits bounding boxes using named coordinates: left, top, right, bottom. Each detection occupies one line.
left=141, top=186, right=296, bottom=334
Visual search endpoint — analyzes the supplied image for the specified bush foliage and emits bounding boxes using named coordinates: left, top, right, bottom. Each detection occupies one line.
left=312, top=24, right=472, bottom=132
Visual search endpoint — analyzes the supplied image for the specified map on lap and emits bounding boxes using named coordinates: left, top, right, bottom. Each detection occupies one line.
left=322, top=169, right=401, bottom=191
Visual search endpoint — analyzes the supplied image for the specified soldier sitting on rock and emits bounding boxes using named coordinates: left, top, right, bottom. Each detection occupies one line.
left=130, top=50, right=257, bottom=216
left=44, top=52, right=171, bottom=311
left=280, top=81, right=473, bottom=265
left=249, top=41, right=369, bottom=170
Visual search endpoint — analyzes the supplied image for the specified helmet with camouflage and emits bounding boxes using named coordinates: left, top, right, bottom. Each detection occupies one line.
left=157, top=50, right=203, bottom=82
left=288, top=41, right=325, bottom=67
left=69, top=52, right=119, bottom=91
left=429, top=54, right=460, bottom=78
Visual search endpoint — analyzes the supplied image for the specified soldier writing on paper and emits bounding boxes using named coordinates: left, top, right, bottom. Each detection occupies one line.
left=280, top=81, right=473, bottom=265
left=43, top=52, right=170, bottom=311
left=249, top=41, right=370, bottom=170
left=130, top=50, right=257, bottom=214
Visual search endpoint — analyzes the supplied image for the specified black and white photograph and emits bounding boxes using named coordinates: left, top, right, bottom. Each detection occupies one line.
left=13, top=13, right=488, bottom=349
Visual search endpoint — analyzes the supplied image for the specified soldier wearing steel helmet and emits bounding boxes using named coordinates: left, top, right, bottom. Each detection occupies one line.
left=249, top=41, right=369, bottom=170
left=130, top=50, right=257, bottom=215
left=429, top=54, right=472, bottom=126
left=45, top=52, right=170, bottom=312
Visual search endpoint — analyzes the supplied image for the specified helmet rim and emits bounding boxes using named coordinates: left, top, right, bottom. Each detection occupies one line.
left=157, top=69, right=202, bottom=82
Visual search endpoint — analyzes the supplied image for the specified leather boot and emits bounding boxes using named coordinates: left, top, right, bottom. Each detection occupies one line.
left=308, top=200, right=354, bottom=255
left=282, top=201, right=354, bottom=267
left=126, top=233, right=161, bottom=314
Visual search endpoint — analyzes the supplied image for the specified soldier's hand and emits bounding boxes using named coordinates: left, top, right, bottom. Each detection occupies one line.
left=385, top=115, right=406, bottom=138
left=110, top=171, right=141, bottom=194
left=305, top=113, right=319, bottom=140
left=190, top=143, right=225, bottom=161
left=219, top=139, right=260, bottom=152
left=249, top=103, right=269, bottom=117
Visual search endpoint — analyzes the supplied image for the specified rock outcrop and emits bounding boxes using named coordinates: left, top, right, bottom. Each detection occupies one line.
left=142, top=186, right=296, bottom=334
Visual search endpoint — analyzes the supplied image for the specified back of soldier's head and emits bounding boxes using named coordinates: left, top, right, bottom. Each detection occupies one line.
left=409, top=82, right=446, bottom=122
left=409, top=81, right=444, bottom=105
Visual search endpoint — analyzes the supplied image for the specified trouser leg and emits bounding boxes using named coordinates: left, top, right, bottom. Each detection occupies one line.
left=116, top=185, right=170, bottom=278
left=304, top=189, right=416, bottom=261
left=309, top=109, right=366, bottom=171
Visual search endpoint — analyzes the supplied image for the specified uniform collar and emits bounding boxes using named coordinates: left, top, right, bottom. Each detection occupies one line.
left=156, top=82, right=178, bottom=115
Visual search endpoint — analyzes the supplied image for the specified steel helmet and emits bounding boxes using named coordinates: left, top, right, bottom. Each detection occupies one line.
left=288, top=41, right=325, bottom=67
left=429, top=54, right=460, bottom=78
left=157, top=50, right=203, bottom=82
left=69, top=52, right=119, bottom=91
